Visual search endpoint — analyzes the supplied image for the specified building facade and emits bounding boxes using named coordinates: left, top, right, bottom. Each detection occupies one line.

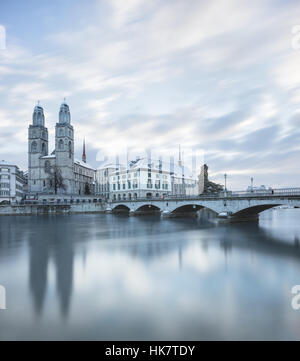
left=0, top=161, right=25, bottom=203
left=105, top=157, right=198, bottom=201
left=95, top=162, right=118, bottom=200
left=28, top=102, right=95, bottom=196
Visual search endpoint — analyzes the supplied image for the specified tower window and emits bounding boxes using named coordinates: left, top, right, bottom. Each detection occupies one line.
left=69, top=141, right=72, bottom=158
left=42, top=143, right=46, bottom=155
left=31, top=141, right=37, bottom=152
left=58, top=139, right=64, bottom=150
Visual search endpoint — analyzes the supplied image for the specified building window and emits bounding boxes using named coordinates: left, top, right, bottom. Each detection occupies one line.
left=58, top=139, right=64, bottom=150
left=68, top=141, right=72, bottom=158
left=31, top=141, right=37, bottom=152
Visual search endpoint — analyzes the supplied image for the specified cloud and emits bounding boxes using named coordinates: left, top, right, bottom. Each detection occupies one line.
left=0, top=0, right=300, bottom=189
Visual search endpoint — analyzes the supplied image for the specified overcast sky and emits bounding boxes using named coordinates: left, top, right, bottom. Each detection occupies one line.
left=1, top=0, right=300, bottom=189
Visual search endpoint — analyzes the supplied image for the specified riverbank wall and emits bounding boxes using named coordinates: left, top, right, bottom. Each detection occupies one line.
left=0, top=203, right=106, bottom=215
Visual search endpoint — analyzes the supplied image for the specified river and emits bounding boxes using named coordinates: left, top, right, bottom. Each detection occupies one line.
left=0, top=208, right=300, bottom=340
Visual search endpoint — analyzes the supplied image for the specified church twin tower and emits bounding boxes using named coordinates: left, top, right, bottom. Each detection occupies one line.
left=28, top=101, right=75, bottom=194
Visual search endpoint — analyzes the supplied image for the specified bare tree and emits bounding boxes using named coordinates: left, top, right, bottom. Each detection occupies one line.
left=84, top=182, right=91, bottom=195
left=45, top=164, right=66, bottom=194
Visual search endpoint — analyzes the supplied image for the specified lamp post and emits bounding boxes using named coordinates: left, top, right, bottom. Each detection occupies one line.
left=224, top=173, right=227, bottom=197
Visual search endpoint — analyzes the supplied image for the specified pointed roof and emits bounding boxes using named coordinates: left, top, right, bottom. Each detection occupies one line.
left=82, top=138, right=86, bottom=163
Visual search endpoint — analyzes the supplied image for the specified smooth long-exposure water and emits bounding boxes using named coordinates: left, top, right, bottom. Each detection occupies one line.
left=0, top=209, right=300, bottom=340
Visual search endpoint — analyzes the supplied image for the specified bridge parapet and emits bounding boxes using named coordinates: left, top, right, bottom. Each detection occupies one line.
left=109, top=191, right=300, bottom=221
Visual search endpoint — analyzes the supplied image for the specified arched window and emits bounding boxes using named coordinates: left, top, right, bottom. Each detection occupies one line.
left=68, top=141, right=72, bottom=159
left=31, top=141, right=37, bottom=152
left=58, top=139, right=64, bottom=150
left=59, top=128, right=63, bottom=135
left=41, top=143, right=46, bottom=155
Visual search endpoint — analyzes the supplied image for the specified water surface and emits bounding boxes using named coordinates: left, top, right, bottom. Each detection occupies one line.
left=0, top=209, right=300, bottom=340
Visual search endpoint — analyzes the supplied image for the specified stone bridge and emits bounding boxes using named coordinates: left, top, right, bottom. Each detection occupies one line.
left=108, top=193, right=300, bottom=221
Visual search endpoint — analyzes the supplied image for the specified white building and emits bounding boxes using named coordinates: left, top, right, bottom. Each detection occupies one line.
left=0, top=161, right=25, bottom=203
left=28, top=102, right=95, bottom=196
left=107, top=157, right=198, bottom=201
left=95, top=162, right=118, bottom=200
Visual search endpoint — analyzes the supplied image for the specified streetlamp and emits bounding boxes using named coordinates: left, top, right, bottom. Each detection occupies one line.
left=224, top=173, right=227, bottom=197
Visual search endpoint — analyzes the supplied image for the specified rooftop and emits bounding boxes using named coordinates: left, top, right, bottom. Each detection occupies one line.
left=74, top=158, right=95, bottom=170
left=0, top=160, right=18, bottom=167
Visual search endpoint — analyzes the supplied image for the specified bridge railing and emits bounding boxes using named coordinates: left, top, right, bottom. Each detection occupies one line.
left=231, top=188, right=300, bottom=197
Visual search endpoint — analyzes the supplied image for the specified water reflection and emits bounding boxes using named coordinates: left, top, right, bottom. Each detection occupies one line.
left=0, top=209, right=300, bottom=340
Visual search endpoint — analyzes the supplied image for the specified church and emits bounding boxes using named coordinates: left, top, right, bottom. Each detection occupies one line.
left=28, top=101, right=95, bottom=196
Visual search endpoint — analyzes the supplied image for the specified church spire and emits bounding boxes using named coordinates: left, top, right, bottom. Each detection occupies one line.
left=32, top=102, right=45, bottom=126
left=59, top=99, right=71, bottom=124
left=178, top=144, right=182, bottom=167
left=82, top=138, right=86, bottom=163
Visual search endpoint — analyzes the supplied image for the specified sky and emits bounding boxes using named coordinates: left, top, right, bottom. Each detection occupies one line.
left=1, top=0, right=300, bottom=190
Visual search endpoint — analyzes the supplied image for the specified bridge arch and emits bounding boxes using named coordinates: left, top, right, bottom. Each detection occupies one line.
left=169, top=202, right=219, bottom=215
left=233, top=204, right=281, bottom=218
left=112, top=204, right=131, bottom=213
left=135, top=204, right=162, bottom=213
